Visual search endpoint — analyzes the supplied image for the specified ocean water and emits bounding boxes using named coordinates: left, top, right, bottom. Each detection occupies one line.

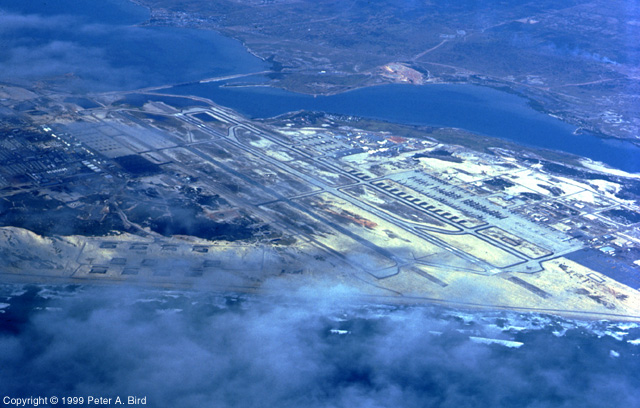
left=1, top=284, right=639, bottom=408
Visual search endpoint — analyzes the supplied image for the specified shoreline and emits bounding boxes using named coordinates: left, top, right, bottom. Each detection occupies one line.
left=2, top=275, right=639, bottom=323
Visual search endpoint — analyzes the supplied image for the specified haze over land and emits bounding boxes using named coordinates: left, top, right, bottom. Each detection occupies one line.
left=136, top=0, right=640, bottom=142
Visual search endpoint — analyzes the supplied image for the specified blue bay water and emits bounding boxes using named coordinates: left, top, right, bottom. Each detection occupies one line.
left=0, top=0, right=148, bottom=24
left=1, top=0, right=638, bottom=171
left=170, top=82, right=640, bottom=172
left=0, top=0, right=267, bottom=91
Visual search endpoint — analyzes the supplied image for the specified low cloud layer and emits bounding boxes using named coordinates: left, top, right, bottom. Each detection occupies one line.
left=1, top=285, right=640, bottom=408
